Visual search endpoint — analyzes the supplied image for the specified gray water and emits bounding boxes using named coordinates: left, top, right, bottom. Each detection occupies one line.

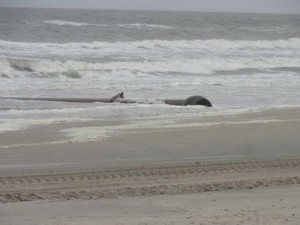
left=0, top=8, right=300, bottom=134
left=1, top=8, right=300, bottom=43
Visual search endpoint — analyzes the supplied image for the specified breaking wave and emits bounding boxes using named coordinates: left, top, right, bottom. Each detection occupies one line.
left=1, top=56, right=300, bottom=79
left=43, top=20, right=173, bottom=29
left=44, top=20, right=107, bottom=27
left=118, top=23, right=173, bottom=29
left=0, top=38, right=299, bottom=59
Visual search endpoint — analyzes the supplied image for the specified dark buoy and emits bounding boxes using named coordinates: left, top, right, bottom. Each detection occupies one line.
left=183, top=96, right=212, bottom=107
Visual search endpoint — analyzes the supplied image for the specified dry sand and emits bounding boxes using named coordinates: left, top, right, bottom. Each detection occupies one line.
left=1, top=185, right=299, bottom=225
left=0, top=107, right=300, bottom=224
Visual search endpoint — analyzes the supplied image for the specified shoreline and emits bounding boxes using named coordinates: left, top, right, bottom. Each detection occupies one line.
left=1, top=107, right=300, bottom=175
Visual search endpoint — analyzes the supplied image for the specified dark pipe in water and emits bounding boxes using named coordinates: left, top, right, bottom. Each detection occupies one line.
left=1, top=95, right=212, bottom=107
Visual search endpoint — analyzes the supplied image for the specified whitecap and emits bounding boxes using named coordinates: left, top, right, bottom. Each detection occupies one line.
left=44, top=20, right=107, bottom=27
left=118, top=23, right=173, bottom=29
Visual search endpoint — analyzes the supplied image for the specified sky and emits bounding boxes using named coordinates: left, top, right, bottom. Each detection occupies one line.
left=0, top=0, right=300, bottom=14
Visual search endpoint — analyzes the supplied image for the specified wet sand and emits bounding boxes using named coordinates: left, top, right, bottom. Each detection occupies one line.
left=0, top=107, right=300, bottom=175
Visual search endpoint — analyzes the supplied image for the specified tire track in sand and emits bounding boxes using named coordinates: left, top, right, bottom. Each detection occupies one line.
left=0, top=159, right=300, bottom=203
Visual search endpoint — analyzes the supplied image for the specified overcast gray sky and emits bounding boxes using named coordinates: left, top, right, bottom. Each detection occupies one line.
left=0, top=0, right=300, bottom=14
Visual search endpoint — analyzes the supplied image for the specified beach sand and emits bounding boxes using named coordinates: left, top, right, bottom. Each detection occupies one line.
left=1, top=185, right=299, bottom=225
left=0, top=107, right=300, bottom=224
left=0, top=107, right=300, bottom=174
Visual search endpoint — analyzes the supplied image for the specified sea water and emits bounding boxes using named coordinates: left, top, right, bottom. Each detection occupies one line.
left=0, top=8, right=300, bottom=132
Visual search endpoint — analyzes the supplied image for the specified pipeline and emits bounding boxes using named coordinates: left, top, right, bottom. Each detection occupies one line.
left=0, top=92, right=212, bottom=107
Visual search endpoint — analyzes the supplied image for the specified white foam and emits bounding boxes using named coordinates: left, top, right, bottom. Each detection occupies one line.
left=0, top=118, right=55, bottom=132
left=43, top=21, right=171, bottom=29
left=0, top=58, right=22, bottom=78
left=60, top=118, right=298, bottom=144
left=44, top=20, right=106, bottom=27
left=1, top=38, right=299, bottom=58
left=0, top=104, right=259, bottom=133
left=1, top=104, right=299, bottom=149
left=0, top=117, right=94, bottom=133
left=118, top=23, right=173, bottom=29
left=62, top=127, right=109, bottom=143
left=2, top=57, right=300, bottom=79
left=0, top=104, right=298, bottom=137
left=238, top=25, right=291, bottom=33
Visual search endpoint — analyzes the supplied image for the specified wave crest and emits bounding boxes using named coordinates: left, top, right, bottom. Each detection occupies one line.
left=43, top=20, right=173, bottom=29
left=118, top=23, right=173, bottom=29
left=1, top=38, right=299, bottom=59
left=44, top=20, right=107, bottom=27
left=1, top=56, right=299, bottom=79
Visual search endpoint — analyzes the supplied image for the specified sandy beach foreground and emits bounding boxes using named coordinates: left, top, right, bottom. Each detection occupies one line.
left=0, top=107, right=300, bottom=224
left=0, top=158, right=300, bottom=224
left=1, top=185, right=299, bottom=225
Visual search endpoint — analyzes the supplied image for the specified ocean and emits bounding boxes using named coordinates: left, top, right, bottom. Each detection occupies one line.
left=0, top=8, right=300, bottom=133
